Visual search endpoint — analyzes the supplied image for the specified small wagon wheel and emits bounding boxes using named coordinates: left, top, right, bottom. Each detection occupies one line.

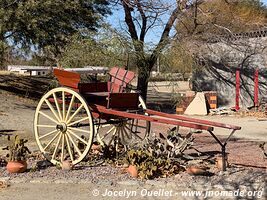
left=96, top=95, right=150, bottom=148
left=34, top=87, right=94, bottom=166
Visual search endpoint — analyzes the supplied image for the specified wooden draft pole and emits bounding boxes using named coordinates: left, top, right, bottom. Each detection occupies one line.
left=254, top=69, right=259, bottom=108
left=235, top=70, right=240, bottom=111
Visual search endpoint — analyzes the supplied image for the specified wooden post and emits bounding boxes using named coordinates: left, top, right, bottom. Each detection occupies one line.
left=254, top=69, right=259, bottom=108
left=235, top=70, right=240, bottom=111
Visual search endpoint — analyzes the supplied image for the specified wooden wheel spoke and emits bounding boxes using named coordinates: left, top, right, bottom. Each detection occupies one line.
left=52, top=134, right=62, bottom=160
left=65, top=134, right=74, bottom=162
left=124, top=125, right=143, bottom=140
left=44, top=99, right=61, bottom=122
left=99, top=126, right=115, bottom=140
left=119, top=128, right=126, bottom=144
left=44, top=131, right=61, bottom=151
left=53, top=93, right=63, bottom=121
left=68, top=117, right=89, bottom=127
left=107, top=126, right=115, bottom=134
left=61, top=134, right=65, bottom=162
left=102, top=124, right=112, bottom=128
left=39, top=111, right=59, bottom=124
left=66, top=132, right=82, bottom=156
left=122, top=126, right=132, bottom=140
left=68, top=129, right=88, bottom=145
left=66, top=104, right=84, bottom=124
left=37, top=124, right=56, bottom=128
left=68, top=127, right=90, bottom=134
left=39, top=129, right=58, bottom=140
left=65, top=94, right=75, bottom=122
left=62, top=91, right=66, bottom=120
left=107, top=128, right=117, bottom=146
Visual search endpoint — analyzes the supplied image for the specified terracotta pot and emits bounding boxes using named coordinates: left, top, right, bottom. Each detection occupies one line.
left=6, top=160, right=27, bottom=173
left=186, top=166, right=206, bottom=176
left=127, top=165, right=138, bottom=178
left=91, top=144, right=101, bottom=151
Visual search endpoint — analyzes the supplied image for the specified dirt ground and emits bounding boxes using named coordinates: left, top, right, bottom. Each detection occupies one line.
left=0, top=73, right=266, bottom=200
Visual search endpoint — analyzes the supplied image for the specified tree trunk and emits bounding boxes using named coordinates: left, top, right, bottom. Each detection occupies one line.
left=137, top=68, right=149, bottom=102
left=0, top=42, right=5, bottom=70
left=137, top=60, right=154, bottom=103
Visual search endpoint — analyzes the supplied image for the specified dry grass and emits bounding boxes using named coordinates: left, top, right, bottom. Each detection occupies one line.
left=0, top=71, right=12, bottom=75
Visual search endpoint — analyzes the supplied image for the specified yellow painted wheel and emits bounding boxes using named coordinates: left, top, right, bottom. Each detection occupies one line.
left=34, top=87, right=94, bottom=166
left=97, top=95, right=150, bottom=148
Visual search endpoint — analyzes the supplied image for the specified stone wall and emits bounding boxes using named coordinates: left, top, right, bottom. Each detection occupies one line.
left=192, top=37, right=267, bottom=109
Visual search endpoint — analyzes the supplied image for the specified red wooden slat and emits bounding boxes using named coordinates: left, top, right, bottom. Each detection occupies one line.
left=235, top=70, right=240, bottom=111
left=254, top=69, right=259, bottom=107
left=54, top=68, right=80, bottom=90
left=95, top=105, right=213, bottom=131
left=108, top=67, right=135, bottom=92
left=145, top=109, right=241, bottom=130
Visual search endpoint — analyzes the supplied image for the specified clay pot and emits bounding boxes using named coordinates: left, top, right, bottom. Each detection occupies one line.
left=127, top=165, right=138, bottom=178
left=61, top=160, right=73, bottom=171
left=6, top=160, right=27, bottom=173
left=91, top=143, right=101, bottom=151
left=186, top=166, right=206, bottom=176
left=216, top=156, right=228, bottom=171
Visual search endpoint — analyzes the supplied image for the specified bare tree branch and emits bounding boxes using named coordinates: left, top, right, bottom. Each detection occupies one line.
left=121, top=0, right=139, bottom=41
left=135, top=0, right=147, bottom=42
left=150, top=6, right=180, bottom=67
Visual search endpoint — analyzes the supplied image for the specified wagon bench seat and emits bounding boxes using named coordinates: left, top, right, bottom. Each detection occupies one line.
left=54, top=67, right=139, bottom=110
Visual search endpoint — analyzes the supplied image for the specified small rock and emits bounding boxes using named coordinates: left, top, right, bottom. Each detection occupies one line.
left=37, top=160, right=53, bottom=169
left=117, top=180, right=140, bottom=186
left=0, top=177, right=10, bottom=188
left=97, top=180, right=113, bottom=186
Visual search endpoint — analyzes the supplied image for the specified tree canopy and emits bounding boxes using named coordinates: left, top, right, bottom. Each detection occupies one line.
left=176, top=0, right=267, bottom=40
left=0, top=0, right=111, bottom=67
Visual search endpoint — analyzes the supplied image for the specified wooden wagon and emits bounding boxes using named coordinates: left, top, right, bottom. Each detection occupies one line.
left=33, top=67, right=241, bottom=170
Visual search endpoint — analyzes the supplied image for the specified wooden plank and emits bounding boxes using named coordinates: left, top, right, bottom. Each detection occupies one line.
left=107, top=93, right=139, bottom=109
left=79, top=82, right=108, bottom=93
left=95, top=105, right=214, bottom=131
left=54, top=68, right=80, bottom=90
left=145, top=109, right=241, bottom=130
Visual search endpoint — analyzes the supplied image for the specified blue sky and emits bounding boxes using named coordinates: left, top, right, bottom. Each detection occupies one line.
left=263, top=0, right=267, bottom=5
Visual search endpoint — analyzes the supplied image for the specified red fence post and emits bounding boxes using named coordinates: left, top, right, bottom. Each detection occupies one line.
left=254, top=69, right=259, bottom=108
left=235, top=70, right=240, bottom=111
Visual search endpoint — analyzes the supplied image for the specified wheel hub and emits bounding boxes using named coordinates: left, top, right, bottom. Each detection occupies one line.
left=56, top=123, right=67, bottom=133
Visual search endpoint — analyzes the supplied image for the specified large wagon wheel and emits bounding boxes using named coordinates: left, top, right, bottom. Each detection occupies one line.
left=34, top=87, right=94, bottom=166
left=96, top=95, right=150, bottom=149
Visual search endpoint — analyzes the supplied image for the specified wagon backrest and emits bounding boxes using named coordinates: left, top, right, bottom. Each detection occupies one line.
left=53, top=68, right=80, bottom=91
left=108, top=67, right=135, bottom=93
